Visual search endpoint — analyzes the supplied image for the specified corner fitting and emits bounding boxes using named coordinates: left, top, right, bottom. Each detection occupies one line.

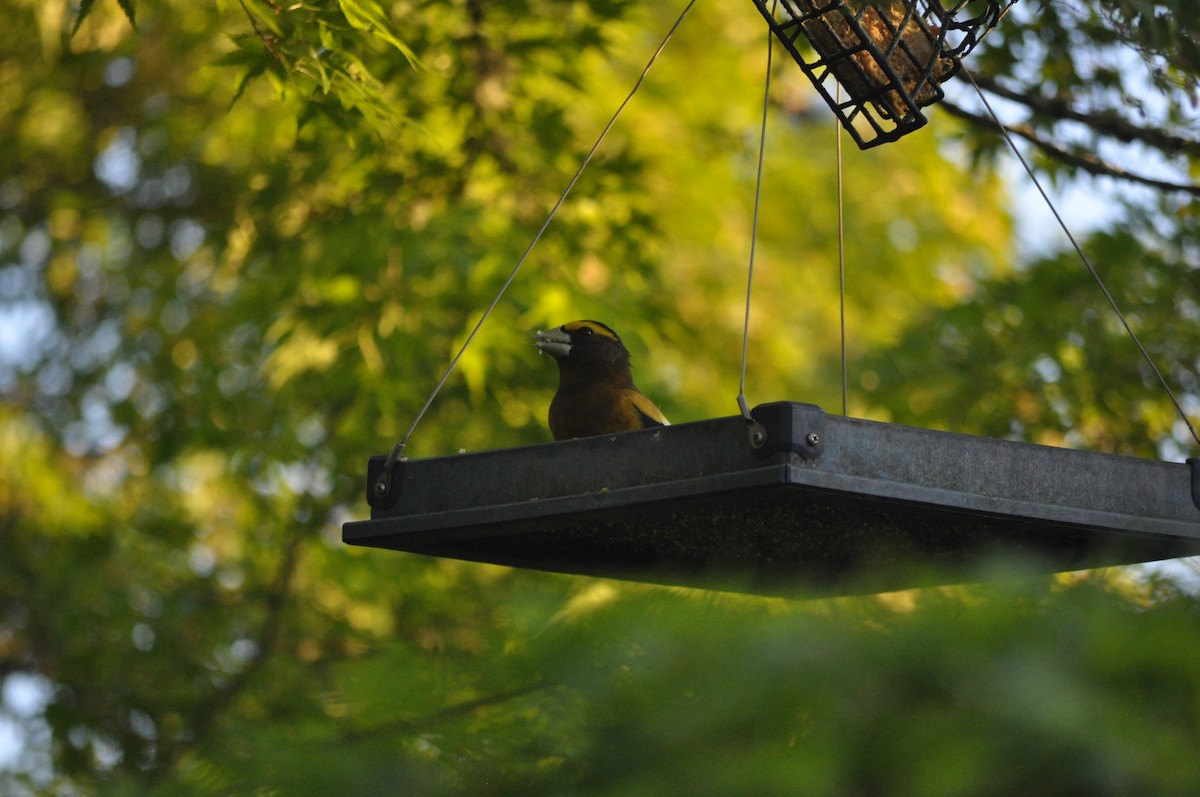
left=367, top=454, right=405, bottom=511
left=747, top=401, right=826, bottom=461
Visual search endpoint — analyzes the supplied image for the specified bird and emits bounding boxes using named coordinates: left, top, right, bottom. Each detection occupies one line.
left=533, top=320, right=669, bottom=441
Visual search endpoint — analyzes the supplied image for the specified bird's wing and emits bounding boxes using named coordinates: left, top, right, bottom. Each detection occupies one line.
left=629, top=390, right=669, bottom=428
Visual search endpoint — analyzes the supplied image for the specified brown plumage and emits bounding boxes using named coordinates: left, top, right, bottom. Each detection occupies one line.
left=533, top=320, right=669, bottom=441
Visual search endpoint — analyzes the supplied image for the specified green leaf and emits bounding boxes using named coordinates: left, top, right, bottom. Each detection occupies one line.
left=212, top=44, right=268, bottom=68
left=116, top=0, right=136, bottom=29
left=70, top=0, right=101, bottom=35
left=229, top=60, right=268, bottom=110
left=241, top=0, right=284, bottom=38
left=71, top=0, right=136, bottom=34
left=336, top=0, right=418, bottom=66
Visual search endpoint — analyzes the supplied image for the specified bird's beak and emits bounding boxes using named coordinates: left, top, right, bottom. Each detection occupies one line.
left=533, top=327, right=572, bottom=359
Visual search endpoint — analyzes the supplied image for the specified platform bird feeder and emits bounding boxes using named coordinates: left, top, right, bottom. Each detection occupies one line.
left=752, top=0, right=1015, bottom=148
left=345, top=403, right=1200, bottom=597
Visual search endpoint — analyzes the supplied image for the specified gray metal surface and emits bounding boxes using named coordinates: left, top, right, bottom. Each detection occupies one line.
left=343, top=402, right=1200, bottom=595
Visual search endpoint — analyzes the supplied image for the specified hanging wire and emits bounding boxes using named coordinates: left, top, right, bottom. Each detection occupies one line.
left=836, top=84, right=848, bottom=417
left=376, top=0, right=698, bottom=490
left=961, top=65, right=1200, bottom=451
left=738, top=0, right=776, bottom=423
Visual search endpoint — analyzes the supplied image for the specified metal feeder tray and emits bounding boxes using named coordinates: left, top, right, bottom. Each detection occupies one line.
left=344, top=402, right=1200, bottom=597
left=752, top=0, right=1016, bottom=148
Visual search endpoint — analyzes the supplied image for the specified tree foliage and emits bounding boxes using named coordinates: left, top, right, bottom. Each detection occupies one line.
left=950, top=0, right=1200, bottom=196
left=2, top=0, right=1199, bottom=794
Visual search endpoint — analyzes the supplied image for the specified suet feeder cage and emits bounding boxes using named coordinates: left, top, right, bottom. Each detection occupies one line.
left=751, top=0, right=1016, bottom=148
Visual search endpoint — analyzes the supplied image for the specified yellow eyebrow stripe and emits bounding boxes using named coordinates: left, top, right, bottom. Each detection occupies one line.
left=563, top=320, right=621, bottom=343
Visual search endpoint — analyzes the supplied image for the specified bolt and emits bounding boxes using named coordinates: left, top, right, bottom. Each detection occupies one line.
left=373, top=478, right=389, bottom=498
left=806, top=433, right=820, bottom=447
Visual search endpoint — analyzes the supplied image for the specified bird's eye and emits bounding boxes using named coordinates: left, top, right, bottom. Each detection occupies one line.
left=579, top=327, right=594, bottom=337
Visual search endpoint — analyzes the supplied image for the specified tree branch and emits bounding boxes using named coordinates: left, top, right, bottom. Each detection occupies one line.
left=150, top=527, right=306, bottom=784
left=965, top=73, right=1200, bottom=159
left=341, top=680, right=555, bottom=742
left=941, top=100, right=1200, bottom=197
left=239, top=0, right=286, bottom=65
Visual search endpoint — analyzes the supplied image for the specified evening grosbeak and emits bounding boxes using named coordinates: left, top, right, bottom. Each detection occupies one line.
left=534, top=320, right=670, bottom=441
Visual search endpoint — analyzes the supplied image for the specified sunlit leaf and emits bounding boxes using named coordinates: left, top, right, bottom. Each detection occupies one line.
left=70, top=0, right=101, bottom=35
left=116, top=0, right=136, bottom=29
left=240, top=0, right=284, bottom=38
left=336, top=0, right=418, bottom=66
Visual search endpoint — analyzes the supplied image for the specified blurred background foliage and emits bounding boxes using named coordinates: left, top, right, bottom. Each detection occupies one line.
left=1, top=0, right=1199, bottom=793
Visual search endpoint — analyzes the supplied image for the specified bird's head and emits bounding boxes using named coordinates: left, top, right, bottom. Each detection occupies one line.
left=534, top=320, right=631, bottom=372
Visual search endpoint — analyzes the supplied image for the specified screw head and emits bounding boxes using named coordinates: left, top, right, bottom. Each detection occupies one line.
left=806, top=433, right=820, bottom=447
left=373, top=478, right=389, bottom=498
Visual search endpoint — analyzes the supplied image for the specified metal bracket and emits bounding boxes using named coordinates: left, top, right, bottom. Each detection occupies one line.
left=748, top=401, right=826, bottom=460
left=368, top=454, right=404, bottom=510
left=738, top=394, right=769, bottom=451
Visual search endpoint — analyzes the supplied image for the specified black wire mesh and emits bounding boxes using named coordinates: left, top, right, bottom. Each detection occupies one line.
left=752, top=0, right=1015, bottom=148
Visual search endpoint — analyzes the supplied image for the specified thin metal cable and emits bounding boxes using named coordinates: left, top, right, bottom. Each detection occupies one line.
left=836, top=85, right=847, bottom=417
left=962, top=64, right=1200, bottom=450
left=739, top=0, right=775, bottom=422
left=381, top=0, right=698, bottom=472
